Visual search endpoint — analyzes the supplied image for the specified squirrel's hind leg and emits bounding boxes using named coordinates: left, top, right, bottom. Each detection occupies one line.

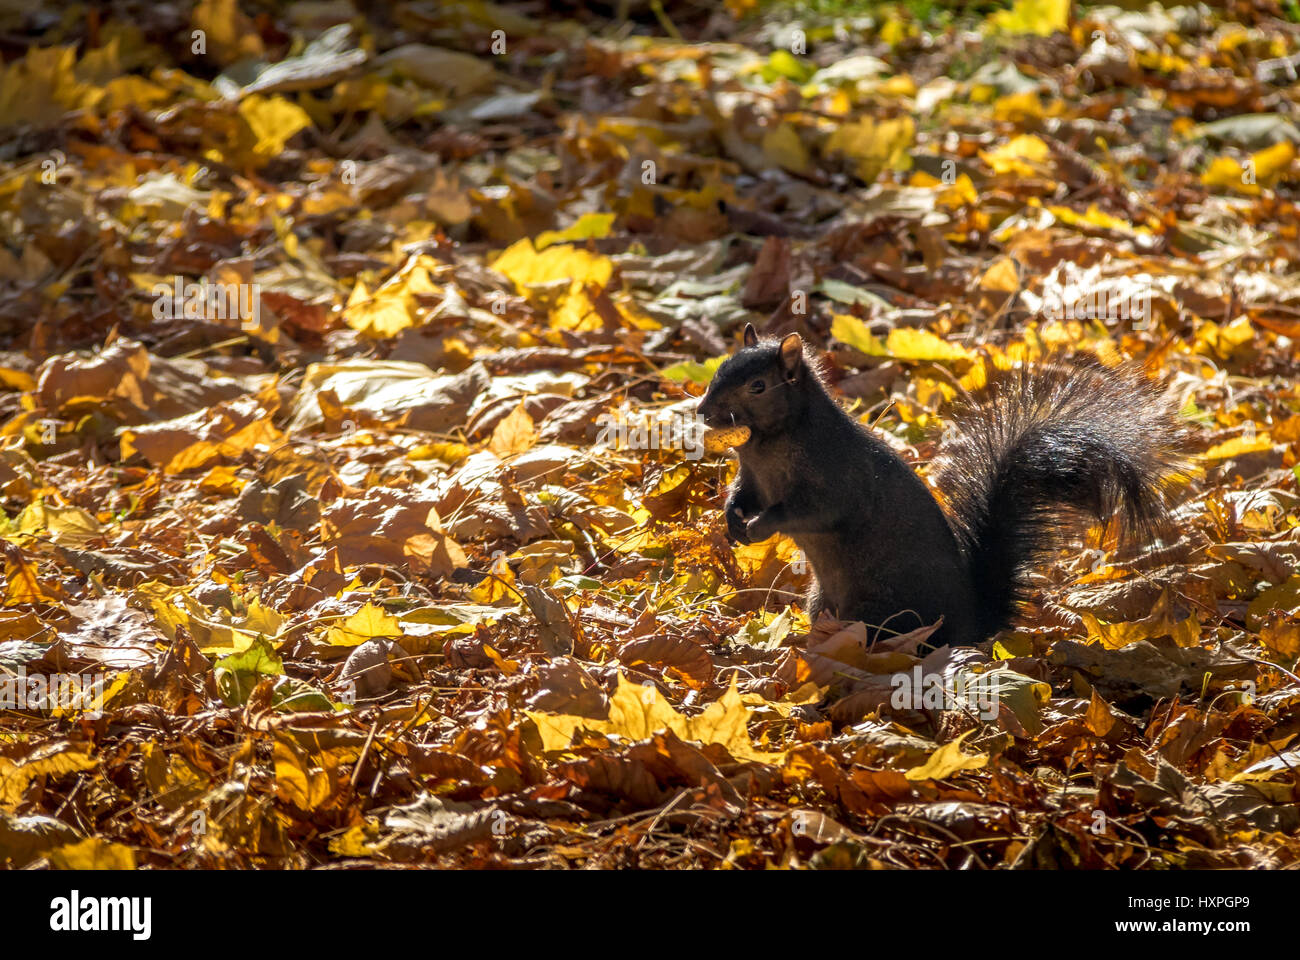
left=805, top=579, right=824, bottom=621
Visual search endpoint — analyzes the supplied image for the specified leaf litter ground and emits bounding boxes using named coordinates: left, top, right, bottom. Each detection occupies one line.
left=1, top=0, right=1299, bottom=869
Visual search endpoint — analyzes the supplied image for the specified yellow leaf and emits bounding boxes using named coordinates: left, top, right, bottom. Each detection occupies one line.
left=978, top=258, right=1020, bottom=295
left=980, top=134, right=1052, bottom=177
left=886, top=328, right=973, bottom=364
left=1202, top=141, right=1295, bottom=194
left=99, top=74, right=171, bottom=113
left=830, top=314, right=886, bottom=355
left=325, top=602, right=403, bottom=647
left=905, top=729, right=988, bottom=781
left=1201, top=156, right=1248, bottom=191
left=344, top=279, right=415, bottom=338
left=0, top=46, right=97, bottom=127
left=878, top=75, right=917, bottom=98
left=1247, top=577, right=1300, bottom=631
left=148, top=588, right=261, bottom=655
left=242, top=597, right=283, bottom=638
left=141, top=741, right=209, bottom=809
left=329, top=822, right=380, bottom=857
left=604, top=673, right=694, bottom=741
left=912, top=170, right=979, bottom=209
left=198, top=464, right=246, bottom=496
left=487, top=403, right=536, bottom=456
left=468, top=552, right=516, bottom=603
left=0, top=744, right=97, bottom=809
left=1199, top=434, right=1274, bottom=461
left=549, top=288, right=606, bottom=331
left=682, top=680, right=768, bottom=759
left=274, top=735, right=333, bottom=812
left=993, top=90, right=1045, bottom=123
left=239, top=95, right=312, bottom=159
left=41, top=501, right=104, bottom=547
left=192, top=0, right=265, bottom=65
left=1253, top=141, right=1295, bottom=182
left=880, top=14, right=917, bottom=47
left=492, top=239, right=613, bottom=294
left=535, top=213, right=616, bottom=250
left=525, top=672, right=784, bottom=763
left=491, top=239, right=614, bottom=331
left=66, top=671, right=131, bottom=719
left=0, top=363, right=34, bottom=393
left=3, top=549, right=66, bottom=605
left=48, top=837, right=135, bottom=870
left=482, top=643, right=520, bottom=675
left=1078, top=590, right=1201, bottom=650
left=1259, top=611, right=1300, bottom=661
left=1047, top=203, right=1152, bottom=238
left=1195, top=316, right=1255, bottom=359
left=824, top=116, right=914, bottom=183
left=762, top=122, right=811, bottom=175
left=120, top=395, right=282, bottom=474
left=985, top=0, right=1070, bottom=37
left=992, top=633, right=1033, bottom=659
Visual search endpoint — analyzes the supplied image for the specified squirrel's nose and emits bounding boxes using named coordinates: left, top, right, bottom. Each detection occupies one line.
left=696, top=396, right=721, bottom=427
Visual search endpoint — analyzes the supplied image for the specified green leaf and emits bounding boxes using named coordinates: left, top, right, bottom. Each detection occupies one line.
left=730, top=607, right=794, bottom=651
left=535, top=212, right=616, bottom=250
left=214, top=636, right=283, bottom=677
left=401, top=603, right=504, bottom=625
left=214, top=636, right=283, bottom=706
left=271, top=677, right=336, bottom=712
left=660, top=355, right=726, bottom=385
left=765, top=50, right=814, bottom=83
left=553, top=575, right=603, bottom=592
left=830, top=314, right=886, bottom=356
left=815, top=279, right=892, bottom=309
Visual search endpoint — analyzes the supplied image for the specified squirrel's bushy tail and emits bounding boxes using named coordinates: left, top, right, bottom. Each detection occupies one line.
left=932, top=358, right=1186, bottom=638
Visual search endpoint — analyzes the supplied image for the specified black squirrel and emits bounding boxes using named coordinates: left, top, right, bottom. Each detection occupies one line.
left=697, top=324, right=1184, bottom=647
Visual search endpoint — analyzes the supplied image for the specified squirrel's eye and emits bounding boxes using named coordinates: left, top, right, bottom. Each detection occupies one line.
left=749, top=380, right=765, bottom=394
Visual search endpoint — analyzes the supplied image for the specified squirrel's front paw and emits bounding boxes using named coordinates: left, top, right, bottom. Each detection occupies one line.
left=726, top=507, right=753, bottom=544
left=744, top=514, right=772, bottom=542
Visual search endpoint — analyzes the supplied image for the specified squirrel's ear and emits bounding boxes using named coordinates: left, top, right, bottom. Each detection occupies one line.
left=743, top=323, right=758, bottom=348
left=779, top=333, right=803, bottom=377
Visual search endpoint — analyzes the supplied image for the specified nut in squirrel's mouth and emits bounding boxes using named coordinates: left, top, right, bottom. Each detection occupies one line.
left=702, top=425, right=752, bottom=452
